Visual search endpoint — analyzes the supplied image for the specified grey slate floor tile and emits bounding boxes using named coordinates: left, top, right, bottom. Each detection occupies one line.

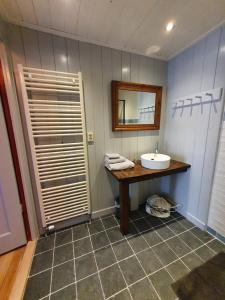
left=150, top=269, right=176, bottom=300
left=152, top=242, right=178, bottom=265
left=73, top=236, right=92, bottom=257
left=76, top=253, right=97, bottom=280
left=195, top=245, right=216, bottom=261
left=72, top=223, right=89, bottom=240
left=119, top=256, right=145, bottom=285
left=166, top=236, right=191, bottom=257
left=91, top=231, right=110, bottom=250
left=166, top=220, right=187, bottom=234
left=100, top=264, right=126, bottom=298
left=155, top=224, right=175, bottom=240
left=51, top=260, right=75, bottom=292
left=129, top=278, right=159, bottom=300
left=128, top=234, right=149, bottom=253
left=55, top=229, right=72, bottom=247
left=88, top=219, right=104, bottom=234
left=133, top=218, right=151, bottom=232
left=181, top=252, right=203, bottom=270
left=30, top=250, right=53, bottom=275
left=179, top=230, right=203, bottom=249
left=207, top=238, right=225, bottom=253
left=50, top=284, right=76, bottom=300
left=112, top=240, right=133, bottom=261
left=102, top=215, right=118, bottom=229
left=113, top=289, right=132, bottom=300
left=137, top=248, right=162, bottom=275
left=142, top=229, right=163, bottom=247
left=107, top=226, right=125, bottom=243
left=95, top=246, right=116, bottom=270
left=24, top=270, right=51, bottom=300
left=54, top=243, right=73, bottom=265
left=190, top=227, right=214, bottom=243
left=25, top=208, right=219, bottom=300
left=166, top=260, right=190, bottom=280
left=77, top=273, right=104, bottom=300
left=35, top=235, right=55, bottom=254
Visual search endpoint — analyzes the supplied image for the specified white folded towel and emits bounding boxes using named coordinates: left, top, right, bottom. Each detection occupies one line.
left=105, top=153, right=120, bottom=159
left=105, top=159, right=135, bottom=171
left=105, top=156, right=126, bottom=164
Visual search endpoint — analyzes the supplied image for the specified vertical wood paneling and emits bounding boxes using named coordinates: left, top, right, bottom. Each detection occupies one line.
left=78, top=41, right=97, bottom=209
left=37, top=32, right=55, bottom=70
left=66, top=39, right=80, bottom=73
left=163, top=26, right=225, bottom=227
left=7, top=25, right=166, bottom=212
left=52, top=36, right=68, bottom=71
left=21, top=28, right=41, bottom=68
left=7, top=25, right=25, bottom=67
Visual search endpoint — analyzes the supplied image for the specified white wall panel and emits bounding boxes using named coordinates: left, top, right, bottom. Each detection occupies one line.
left=6, top=23, right=166, bottom=212
left=208, top=120, right=225, bottom=236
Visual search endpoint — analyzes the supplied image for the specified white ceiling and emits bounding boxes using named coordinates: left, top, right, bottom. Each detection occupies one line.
left=1, top=0, right=225, bottom=60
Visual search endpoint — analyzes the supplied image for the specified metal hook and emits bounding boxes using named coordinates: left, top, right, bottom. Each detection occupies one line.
left=196, top=95, right=203, bottom=113
left=187, top=98, right=193, bottom=115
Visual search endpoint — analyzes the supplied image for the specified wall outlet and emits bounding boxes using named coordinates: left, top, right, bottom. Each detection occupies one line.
left=87, top=131, right=94, bottom=143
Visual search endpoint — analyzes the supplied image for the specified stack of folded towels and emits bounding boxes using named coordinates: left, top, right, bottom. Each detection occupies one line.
left=104, top=153, right=135, bottom=171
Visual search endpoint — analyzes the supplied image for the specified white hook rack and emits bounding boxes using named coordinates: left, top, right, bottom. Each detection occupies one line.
left=173, top=87, right=223, bottom=109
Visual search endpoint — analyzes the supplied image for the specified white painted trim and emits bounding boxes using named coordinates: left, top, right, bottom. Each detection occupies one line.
left=186, top=212, right=206, bottom=230
left=0, top=45, right=39, bottom=239
left=91, top=206, right=116, bottom=219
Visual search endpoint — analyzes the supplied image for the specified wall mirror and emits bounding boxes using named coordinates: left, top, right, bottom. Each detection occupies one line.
left=112, top=81, right=162, bottom=131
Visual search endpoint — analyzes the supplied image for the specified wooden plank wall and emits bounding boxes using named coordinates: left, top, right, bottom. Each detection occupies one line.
left=162, top=26, right=225, bottom=228
left=6, top=23, right=166, bottom=213
left=208, top=119, right=225, bottom=237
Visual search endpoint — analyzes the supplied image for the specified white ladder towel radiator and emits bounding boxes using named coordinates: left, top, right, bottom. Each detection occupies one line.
left=18, top=65, right=90, bottom=229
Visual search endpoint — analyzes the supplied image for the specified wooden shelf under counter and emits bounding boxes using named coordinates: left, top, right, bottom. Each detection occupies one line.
left=106, top=160, right=191, bottom=234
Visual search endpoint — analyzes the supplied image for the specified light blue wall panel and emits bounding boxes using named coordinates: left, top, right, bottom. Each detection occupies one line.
left=163, top=26, right=225, bottom=228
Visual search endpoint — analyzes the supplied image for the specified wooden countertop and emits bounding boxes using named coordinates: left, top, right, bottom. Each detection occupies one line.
left=106, top=160, right=191, bottom=183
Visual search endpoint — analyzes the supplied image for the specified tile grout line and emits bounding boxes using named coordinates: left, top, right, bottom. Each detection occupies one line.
left=130, top=215, right=192, bottom=277
left=119, top=215, right=163, bottom=300
left=32, top=213, right=222, bottom=300
left=99, top=216, right=135, bottom=300
left=34, top=213, right=185, bottom=256
left=36, top=236, right=218, bottom=300
left=128, top=220, right=174, bottom=300
left=124, top=234, right=162, bottom=300
left=71, top=227, right=78, bottom=300
left=49, top=232, right=56, bottom=299
left=31, top=219, right=217, bottom=279
left=133, top=217, right=211, bottom=278
left=144, top=217, right=193, bottom=274
left=87, top=220, right=106, bottom=300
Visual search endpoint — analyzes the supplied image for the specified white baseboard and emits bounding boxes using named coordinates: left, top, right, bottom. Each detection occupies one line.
left=186, top=212, right=206, bottom=230
left=92, top=206, right=116, bottom=219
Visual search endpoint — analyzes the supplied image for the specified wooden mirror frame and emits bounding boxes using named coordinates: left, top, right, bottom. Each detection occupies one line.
left=112, top=80, right=163, bottom=131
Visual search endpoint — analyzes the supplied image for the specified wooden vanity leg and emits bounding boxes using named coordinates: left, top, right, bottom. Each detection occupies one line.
left=119, top=181, right=129, bottom=235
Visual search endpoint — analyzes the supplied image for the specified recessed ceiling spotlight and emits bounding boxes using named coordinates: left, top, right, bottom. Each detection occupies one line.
left=146, top=45, right=160, bottom=56
left=165, top=21, right=175, bottom=32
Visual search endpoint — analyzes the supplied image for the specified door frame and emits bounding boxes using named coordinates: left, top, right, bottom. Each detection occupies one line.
left=0, top=59, right=31, bottom=241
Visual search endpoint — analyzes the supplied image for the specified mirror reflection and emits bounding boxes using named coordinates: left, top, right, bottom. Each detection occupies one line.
left=118, top=89, right=156, bottom=125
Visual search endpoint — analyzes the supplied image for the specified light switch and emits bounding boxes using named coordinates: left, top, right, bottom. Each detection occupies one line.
left=87, top=131, right=94, bottom=142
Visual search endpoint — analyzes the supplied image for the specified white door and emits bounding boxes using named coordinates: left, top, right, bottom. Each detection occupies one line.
left=0, top=97, right=27, bottom=254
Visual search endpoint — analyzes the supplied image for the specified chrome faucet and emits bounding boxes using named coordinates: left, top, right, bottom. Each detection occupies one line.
left=155, top=142, right=159, bottom=155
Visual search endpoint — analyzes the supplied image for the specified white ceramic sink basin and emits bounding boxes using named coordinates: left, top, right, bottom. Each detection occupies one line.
left=141, top=153, right=171, bottom=170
